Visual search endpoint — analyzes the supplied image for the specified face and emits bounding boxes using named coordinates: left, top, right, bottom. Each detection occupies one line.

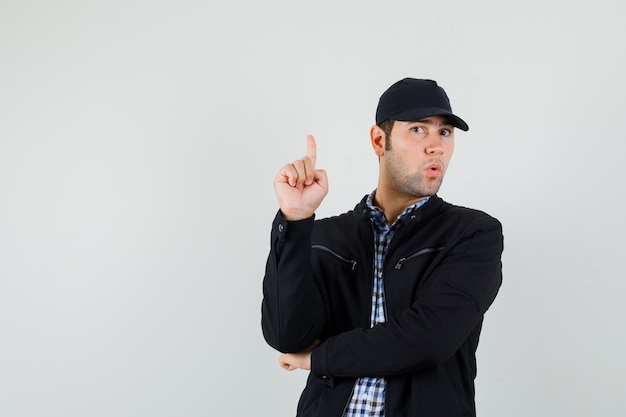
left=374, top=116, right=455, bottom=200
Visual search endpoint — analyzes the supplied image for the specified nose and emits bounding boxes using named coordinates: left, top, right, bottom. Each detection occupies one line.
left=424, top=134, right=444, bottom=155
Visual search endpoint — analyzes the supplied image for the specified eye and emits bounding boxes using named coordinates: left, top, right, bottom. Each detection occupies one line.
left=441, top=128, right=452, bottom=136
left=410, top=126, right=425, bottom=133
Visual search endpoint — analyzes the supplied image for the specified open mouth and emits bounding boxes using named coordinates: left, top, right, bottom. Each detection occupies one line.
left=426, top=163, right=442, bottom=177
left=429, top=165, right=440, bottom=172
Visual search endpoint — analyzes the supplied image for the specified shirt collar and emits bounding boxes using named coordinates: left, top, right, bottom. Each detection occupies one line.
left=366, top=189, right=430, bottom=229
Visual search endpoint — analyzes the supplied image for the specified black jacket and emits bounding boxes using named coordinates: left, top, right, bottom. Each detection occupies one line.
left=262, top=195, right=503, bottom=417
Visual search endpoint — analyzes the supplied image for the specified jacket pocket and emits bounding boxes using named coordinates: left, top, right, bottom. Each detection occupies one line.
left=386, top=247, right=445, bottom=312
left=394, top=246, right=444, bottom=270
left=312, top=245, right=357, bottom=271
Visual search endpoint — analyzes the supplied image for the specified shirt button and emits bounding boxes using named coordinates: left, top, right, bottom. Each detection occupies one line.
left=278, top=224, right=284, bottom=232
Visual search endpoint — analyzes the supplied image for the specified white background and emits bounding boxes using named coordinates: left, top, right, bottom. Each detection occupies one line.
left=1, top=1, right=625, bottom=416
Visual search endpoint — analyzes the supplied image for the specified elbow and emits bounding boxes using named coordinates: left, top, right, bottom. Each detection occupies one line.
left=261, top=298, right=324, bottom=353
left=261, top=318, right=321, bottom=353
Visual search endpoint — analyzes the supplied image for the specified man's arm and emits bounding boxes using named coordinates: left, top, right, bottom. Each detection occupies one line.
left=261, top=136, right=329, bottom=353
left=308, top=218, right=503, bottom=378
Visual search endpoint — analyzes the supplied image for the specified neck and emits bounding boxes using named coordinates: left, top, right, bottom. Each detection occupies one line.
left=373, top=186, right=428, bottom=225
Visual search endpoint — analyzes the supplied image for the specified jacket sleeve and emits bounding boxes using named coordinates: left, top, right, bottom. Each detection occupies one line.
left=261, top=211, right=326, bottom=353
left=310, top=217, right=503, bottom=379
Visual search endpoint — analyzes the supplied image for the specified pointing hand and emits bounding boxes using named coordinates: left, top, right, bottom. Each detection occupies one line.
left=274, top=135, right=329, bottom=220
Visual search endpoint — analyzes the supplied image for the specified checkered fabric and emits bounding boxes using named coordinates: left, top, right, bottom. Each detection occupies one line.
left=342, top=192, right=429, bottom=416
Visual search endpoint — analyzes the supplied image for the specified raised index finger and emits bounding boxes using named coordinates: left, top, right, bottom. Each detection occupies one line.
left=305, top=134, right=316, bottom=165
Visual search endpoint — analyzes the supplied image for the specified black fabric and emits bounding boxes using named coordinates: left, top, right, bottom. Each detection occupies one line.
left=375, top=78, right=469, bottom=131
left=261, top=195, right=503, bottom=417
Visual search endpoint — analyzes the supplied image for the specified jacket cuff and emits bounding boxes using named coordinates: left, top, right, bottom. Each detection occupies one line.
left=272, top=210, right=315, bottom=241
left=311, top=339, right=334, bottom=386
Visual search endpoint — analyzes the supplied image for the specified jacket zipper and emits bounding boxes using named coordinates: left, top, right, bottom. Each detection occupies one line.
left=311, top=244, right=357, bottom=271
left=341, top=384, right=356, bottom=415
left=394, top=246, right=444, bottom=269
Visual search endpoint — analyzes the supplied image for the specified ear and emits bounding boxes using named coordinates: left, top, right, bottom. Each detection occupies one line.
left=370, top=125, right=385, bottom=157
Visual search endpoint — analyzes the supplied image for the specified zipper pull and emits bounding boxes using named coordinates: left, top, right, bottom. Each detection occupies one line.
left=395, top=258, right=406, bottom=270
left=350, top=260, right=357, bottom=271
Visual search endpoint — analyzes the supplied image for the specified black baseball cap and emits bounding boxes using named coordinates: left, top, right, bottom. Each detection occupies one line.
left=375, top=78, right=469, bottom=131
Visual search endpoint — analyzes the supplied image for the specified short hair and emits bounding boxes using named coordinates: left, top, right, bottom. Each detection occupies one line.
left=378, top=119, right=395, bottom=150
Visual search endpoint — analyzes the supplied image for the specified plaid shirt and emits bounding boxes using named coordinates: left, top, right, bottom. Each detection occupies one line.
left=342, top=192, right=429, bottom=417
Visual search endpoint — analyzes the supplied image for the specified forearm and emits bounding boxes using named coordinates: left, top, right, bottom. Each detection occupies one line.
left=311, top=219, right=503, bottom=378
left=310, top=293, right=484, bottom=378
left=261, top=211, right=326, bottom=353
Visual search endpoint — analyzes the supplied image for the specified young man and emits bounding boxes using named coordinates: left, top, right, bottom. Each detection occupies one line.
left=261, top=78, right=503, bottom=417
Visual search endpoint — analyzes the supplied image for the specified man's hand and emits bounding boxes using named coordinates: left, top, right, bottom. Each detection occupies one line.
left=274, top=135, right=328, bottom=221
left=278, top=340, right=320, bottom=371
left=279, top=351, right=312, bottom=371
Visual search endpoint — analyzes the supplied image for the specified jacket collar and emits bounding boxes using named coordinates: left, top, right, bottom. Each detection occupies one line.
left=354, top=194, right=444, bottom=224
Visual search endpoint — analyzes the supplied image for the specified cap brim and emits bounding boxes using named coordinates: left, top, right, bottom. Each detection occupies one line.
left=389, top=107, right=469, bottom=131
